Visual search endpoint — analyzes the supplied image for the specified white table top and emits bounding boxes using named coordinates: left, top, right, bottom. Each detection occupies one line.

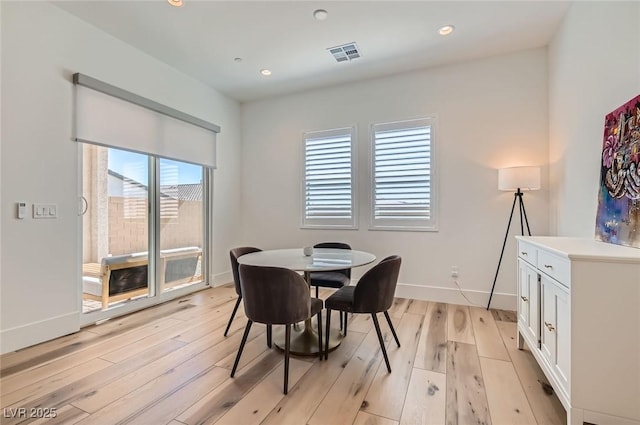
left=237, top=248, right=376, bottom=272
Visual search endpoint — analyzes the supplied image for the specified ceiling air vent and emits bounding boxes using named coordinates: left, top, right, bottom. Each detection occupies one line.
left=328, top=42, right=361, bottom=63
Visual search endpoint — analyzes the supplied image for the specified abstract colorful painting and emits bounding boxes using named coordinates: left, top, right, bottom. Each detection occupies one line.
left=595, top=94, right=640, bottom=248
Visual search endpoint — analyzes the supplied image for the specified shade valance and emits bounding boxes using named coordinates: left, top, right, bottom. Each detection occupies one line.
left=73, top=73, right=219, bottom=168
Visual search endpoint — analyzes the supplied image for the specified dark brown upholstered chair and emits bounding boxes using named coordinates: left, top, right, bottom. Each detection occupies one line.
left=310, top=242, right=351, bottom=331
left=227, top=248, right=272, bottom=346
left=310, top=242, right=351, bottom=297
left=231, top=264, right=323, bottom=394
left=324, top=255, right=401, bottom=372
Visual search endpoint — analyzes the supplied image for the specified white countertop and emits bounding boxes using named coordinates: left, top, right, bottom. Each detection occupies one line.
left=516, top=236, right=640, bottom=263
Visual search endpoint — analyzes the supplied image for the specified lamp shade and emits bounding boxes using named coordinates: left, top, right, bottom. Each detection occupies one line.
left=498, top=166, right=541, bottom=191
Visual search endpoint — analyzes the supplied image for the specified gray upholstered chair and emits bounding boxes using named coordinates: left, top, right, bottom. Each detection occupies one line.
left=231, top=264, right=323, bottom=394
left=324, top=255, right=401, bottom=372
left=227, top=247, right=271, bottom=345
left=310, top=242, right=351, bottom=331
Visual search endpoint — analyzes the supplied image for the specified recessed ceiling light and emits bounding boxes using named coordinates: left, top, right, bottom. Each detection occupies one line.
left=167, top=0, right=183, bottom=7
left=313, top=9, right=328, bottom=21
left=260, top=69, right=272, bottom=76
left=234, top=57, right=242, bottom=63
left=438, top=25, right=455, bottom=36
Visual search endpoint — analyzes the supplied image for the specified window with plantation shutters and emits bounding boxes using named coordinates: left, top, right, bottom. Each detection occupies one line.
left=371, top=118, right=437, bottom=231
left=302, top=127, right=356, bottom=228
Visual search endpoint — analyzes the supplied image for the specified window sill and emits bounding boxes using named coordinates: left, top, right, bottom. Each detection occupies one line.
left=368, top=225, right=438, bottom=232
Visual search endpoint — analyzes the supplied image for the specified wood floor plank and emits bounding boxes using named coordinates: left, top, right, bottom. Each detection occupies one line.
left=0, top=318, right=183, bottom=396
left=0, top=339, right=186, bottom=425
left=405, top=299, right=429, bottom=316
left=71, top=324, right=264, bottom=413
left=362, top=313, right=423, bottom=420
left=214, top=325, right=271, bottom=370
left=1, top=358, right=112, bottom=407
left=176, top=350, right=283, bottom=425
left=388, top=298, right=411, bottom=319
left=71, top=343, right=231, bottom=425
left=214, top=358, right=312, bottom=425
left=183, top=285, right=235, bottom=306
left=399, top=368, right=446, bottom=425
left=447, top=304, right=475, bottom=345
left=29, top=405, right=89, bottom=425
left=469, top=307, right=509, bottom=361
left=446, top=341, right=491, bottom=425
left=480, top=357, right=537, bottom=425
left=0, top=331, right=99, bottom=378
left=172, top=308, right=247, bottom=344
left=307, top=323, right=389, bottom=425
left=98, top=317, right=205, bottom=363
left=497, top=321, right=565, bottom=425
left=354, top=411, right=400, bottom=425
left=414, top=302, right=447, bottom=373
left=347, top=313, right=374, bottom=333
left=260, top=330, right=367, bottom=425
left=490, top=309, right=517, bottom=323
left=123, top=366, right=230, bottom=425
left=82, top=301, right=196, bottom=336
left=101, top=300, right=237, bottom=363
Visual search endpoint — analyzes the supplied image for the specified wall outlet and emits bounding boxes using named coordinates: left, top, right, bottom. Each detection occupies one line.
left=451, top=266, right=459, bottom=278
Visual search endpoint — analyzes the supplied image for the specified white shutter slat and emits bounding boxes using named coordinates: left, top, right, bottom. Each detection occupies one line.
left=372, top=119, right=435, bottom=229
left=303, top=128, right=355, bottom=227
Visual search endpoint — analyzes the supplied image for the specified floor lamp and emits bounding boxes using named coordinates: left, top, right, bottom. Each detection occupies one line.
left=487, top=166, right=541, bottom=310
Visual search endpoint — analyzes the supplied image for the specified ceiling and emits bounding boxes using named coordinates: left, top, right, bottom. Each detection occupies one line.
left=53, top=1, right=571, bottom=102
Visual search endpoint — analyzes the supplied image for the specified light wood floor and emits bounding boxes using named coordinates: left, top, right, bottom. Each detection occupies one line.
left=0, top=285, right=566, bottom=425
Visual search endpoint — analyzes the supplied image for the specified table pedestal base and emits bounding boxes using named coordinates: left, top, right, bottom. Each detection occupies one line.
left=273, top=319, right=342, bottom=356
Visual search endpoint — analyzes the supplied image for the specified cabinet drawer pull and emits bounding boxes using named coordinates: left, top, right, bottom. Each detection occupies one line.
left=544, top=264, right=553, bottom=269
left=521, top=251, right=528, bottom=256
left=544, top=321, right=555, bottom=332
left=520, top=296, right=529, bottom=302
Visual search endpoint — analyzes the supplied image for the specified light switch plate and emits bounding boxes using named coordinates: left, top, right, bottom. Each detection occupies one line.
left=33, top=203, right=57, bottom=219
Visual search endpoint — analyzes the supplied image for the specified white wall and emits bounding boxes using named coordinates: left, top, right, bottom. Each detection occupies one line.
left=548, top=2, right=640, bottom=236
left=241, top=48, right=550, bottom=309
left=0, top=1, right=243, bottom=353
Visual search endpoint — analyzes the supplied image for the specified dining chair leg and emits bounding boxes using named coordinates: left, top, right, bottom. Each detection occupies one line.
left=372, top=313, right=391, bottom=373
left=284, top=323, right=291, bottom=394
left=267, top=324, right=272, bottom=348
left=339, top=312, right=344, bottom=331
left=231, top=320, right=253, bottom=377
left=383, top=311, right=401, bottom=347
left=317, top=310, right=323, bottom=361
left=325, top=309, right=331, bottom=360
left=315, top=286, right=319, bottom=298
left=224, top=296, right=242, bottom=337
left=343, top=312, right=348, bottom=336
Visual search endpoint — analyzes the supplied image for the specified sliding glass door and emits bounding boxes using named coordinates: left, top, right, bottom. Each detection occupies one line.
left=159, top=158, right=204, bottom=294
left=81, top=144, right=207, bottom=315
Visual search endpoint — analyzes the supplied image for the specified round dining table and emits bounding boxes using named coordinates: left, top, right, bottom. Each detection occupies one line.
left=237, top=248, right=376, bottom=356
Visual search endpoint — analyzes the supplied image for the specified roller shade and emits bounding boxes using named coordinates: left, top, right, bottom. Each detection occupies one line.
left=74, top=73, right=219, bottom=168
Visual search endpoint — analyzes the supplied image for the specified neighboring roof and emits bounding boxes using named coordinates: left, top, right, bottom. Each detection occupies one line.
left=108, top=169, right=202, bottom=201
left=176, top=184, right=202, bottom=202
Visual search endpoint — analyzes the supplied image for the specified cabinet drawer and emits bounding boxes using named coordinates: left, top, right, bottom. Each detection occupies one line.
left=518, top=241, right=537, bottom=265
left=537, top=250, right=570, bottom=287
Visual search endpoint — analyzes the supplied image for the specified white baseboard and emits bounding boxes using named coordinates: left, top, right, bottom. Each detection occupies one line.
left=211, top=270, right=232, bottom=288
left=211, top=271, right=515, bottom=310
left=395, top=283, right=516, bottom=311
left=0, top=311, right=80, bottom=354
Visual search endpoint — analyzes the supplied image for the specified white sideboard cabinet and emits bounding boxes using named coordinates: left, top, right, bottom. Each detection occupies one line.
left=516, top=236, right=640, bottom=425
